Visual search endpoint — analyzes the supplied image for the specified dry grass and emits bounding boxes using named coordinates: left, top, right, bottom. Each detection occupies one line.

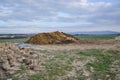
left=27, top=49, right=120, bottom=80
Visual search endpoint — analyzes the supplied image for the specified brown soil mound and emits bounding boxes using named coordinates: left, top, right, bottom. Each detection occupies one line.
left=0, top=43, right=45, bottom=79
left=26, top=31, right=80, bottom=45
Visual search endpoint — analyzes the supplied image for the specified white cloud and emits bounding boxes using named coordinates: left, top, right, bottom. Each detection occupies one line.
left=67, top=0, right=87, bottom=7
left=67, top=0, right=112, bottom=12
left=0, top=0, right=119, bottom=33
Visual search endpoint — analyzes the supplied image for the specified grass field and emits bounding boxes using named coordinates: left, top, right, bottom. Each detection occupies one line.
left=0, top=38, right=28, bottom=43
left=75, top=35, right=118, bottom=40
left=0, top=35, right=119, bottom=43
left=0, top=35, right=118, bottom=43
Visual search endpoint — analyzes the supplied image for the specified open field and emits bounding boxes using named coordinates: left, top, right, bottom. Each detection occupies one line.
left=0, top=35, right=120, bottom=80
left=5, top=37, right=120, bottom=80
left=7, top=40, right=120, bottom=80
left=28, top=49, right=120, bottom=80
left=0, top=35, right=119, bottom=43
left=0, top=38, right=29, bottom=43
left=75, top=35, right=119, bottom=40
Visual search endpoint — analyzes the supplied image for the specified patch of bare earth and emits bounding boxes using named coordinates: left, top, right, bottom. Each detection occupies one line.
left=26, top=39, right=120, bottom=51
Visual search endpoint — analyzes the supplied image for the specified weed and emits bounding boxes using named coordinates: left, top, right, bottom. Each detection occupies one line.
left=28, top=49, right=120, bottom=80
left=86, top=49, right=120, bottom=79
left=76, top=35, right=118, bottom=40
left=15, top=64, right=27, bottom=74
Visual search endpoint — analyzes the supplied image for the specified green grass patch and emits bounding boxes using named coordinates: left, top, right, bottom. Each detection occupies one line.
left=29, top=51, right=73, bottom=80
left=28, top=72, right=47, bottom=80
left=0, top=38, right=28, bottom=43
left=75, top=35, right=118, bottom=40
left=91, top=71, right=116, bottom=80
left=28, top=49, right=120, bottom=80
left=12, top=77, right=20, bottom=80
left=44, top=52, right=72, bottom=79
left=76, top=49, right=103, bottom=57
left=75, top=49, right=120, bottom=79
left=85, top=49, right=120, bottom=79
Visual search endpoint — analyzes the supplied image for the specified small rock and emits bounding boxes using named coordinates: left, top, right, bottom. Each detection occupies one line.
left=2, top=60, right=10, bottom=70
left=23, top=59, right=31, bottom=65
left=90, top=67, right=94, bottom=72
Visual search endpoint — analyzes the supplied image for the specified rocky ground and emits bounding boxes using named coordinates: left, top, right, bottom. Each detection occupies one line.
left=0, top=43, right=46, bottom=79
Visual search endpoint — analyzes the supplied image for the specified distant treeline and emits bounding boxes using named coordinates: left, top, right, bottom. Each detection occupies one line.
left=74, top=34, right=120, bottom=36
left=0, top=34, right=35, bottom=39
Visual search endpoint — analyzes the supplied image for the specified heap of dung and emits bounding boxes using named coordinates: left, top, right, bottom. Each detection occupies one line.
left=26, top=31, right=80, bottom=45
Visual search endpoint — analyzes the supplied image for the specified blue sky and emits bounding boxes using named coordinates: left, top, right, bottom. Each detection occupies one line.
left=0, top=0, right=120, bottom=33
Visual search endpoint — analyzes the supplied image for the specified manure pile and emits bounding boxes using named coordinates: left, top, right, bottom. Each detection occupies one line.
left=26, top=31, right=80, bottom=45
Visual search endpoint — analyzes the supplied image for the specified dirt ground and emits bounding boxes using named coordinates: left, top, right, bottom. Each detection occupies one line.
left=0, top=39, right=120, bottom=80
left=25, top=39, right=120, bottom=51
left=25, top=39, right=120, bottom=80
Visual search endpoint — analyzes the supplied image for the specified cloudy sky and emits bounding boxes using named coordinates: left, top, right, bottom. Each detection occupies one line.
left=0, top=0, right=120, bottom=33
